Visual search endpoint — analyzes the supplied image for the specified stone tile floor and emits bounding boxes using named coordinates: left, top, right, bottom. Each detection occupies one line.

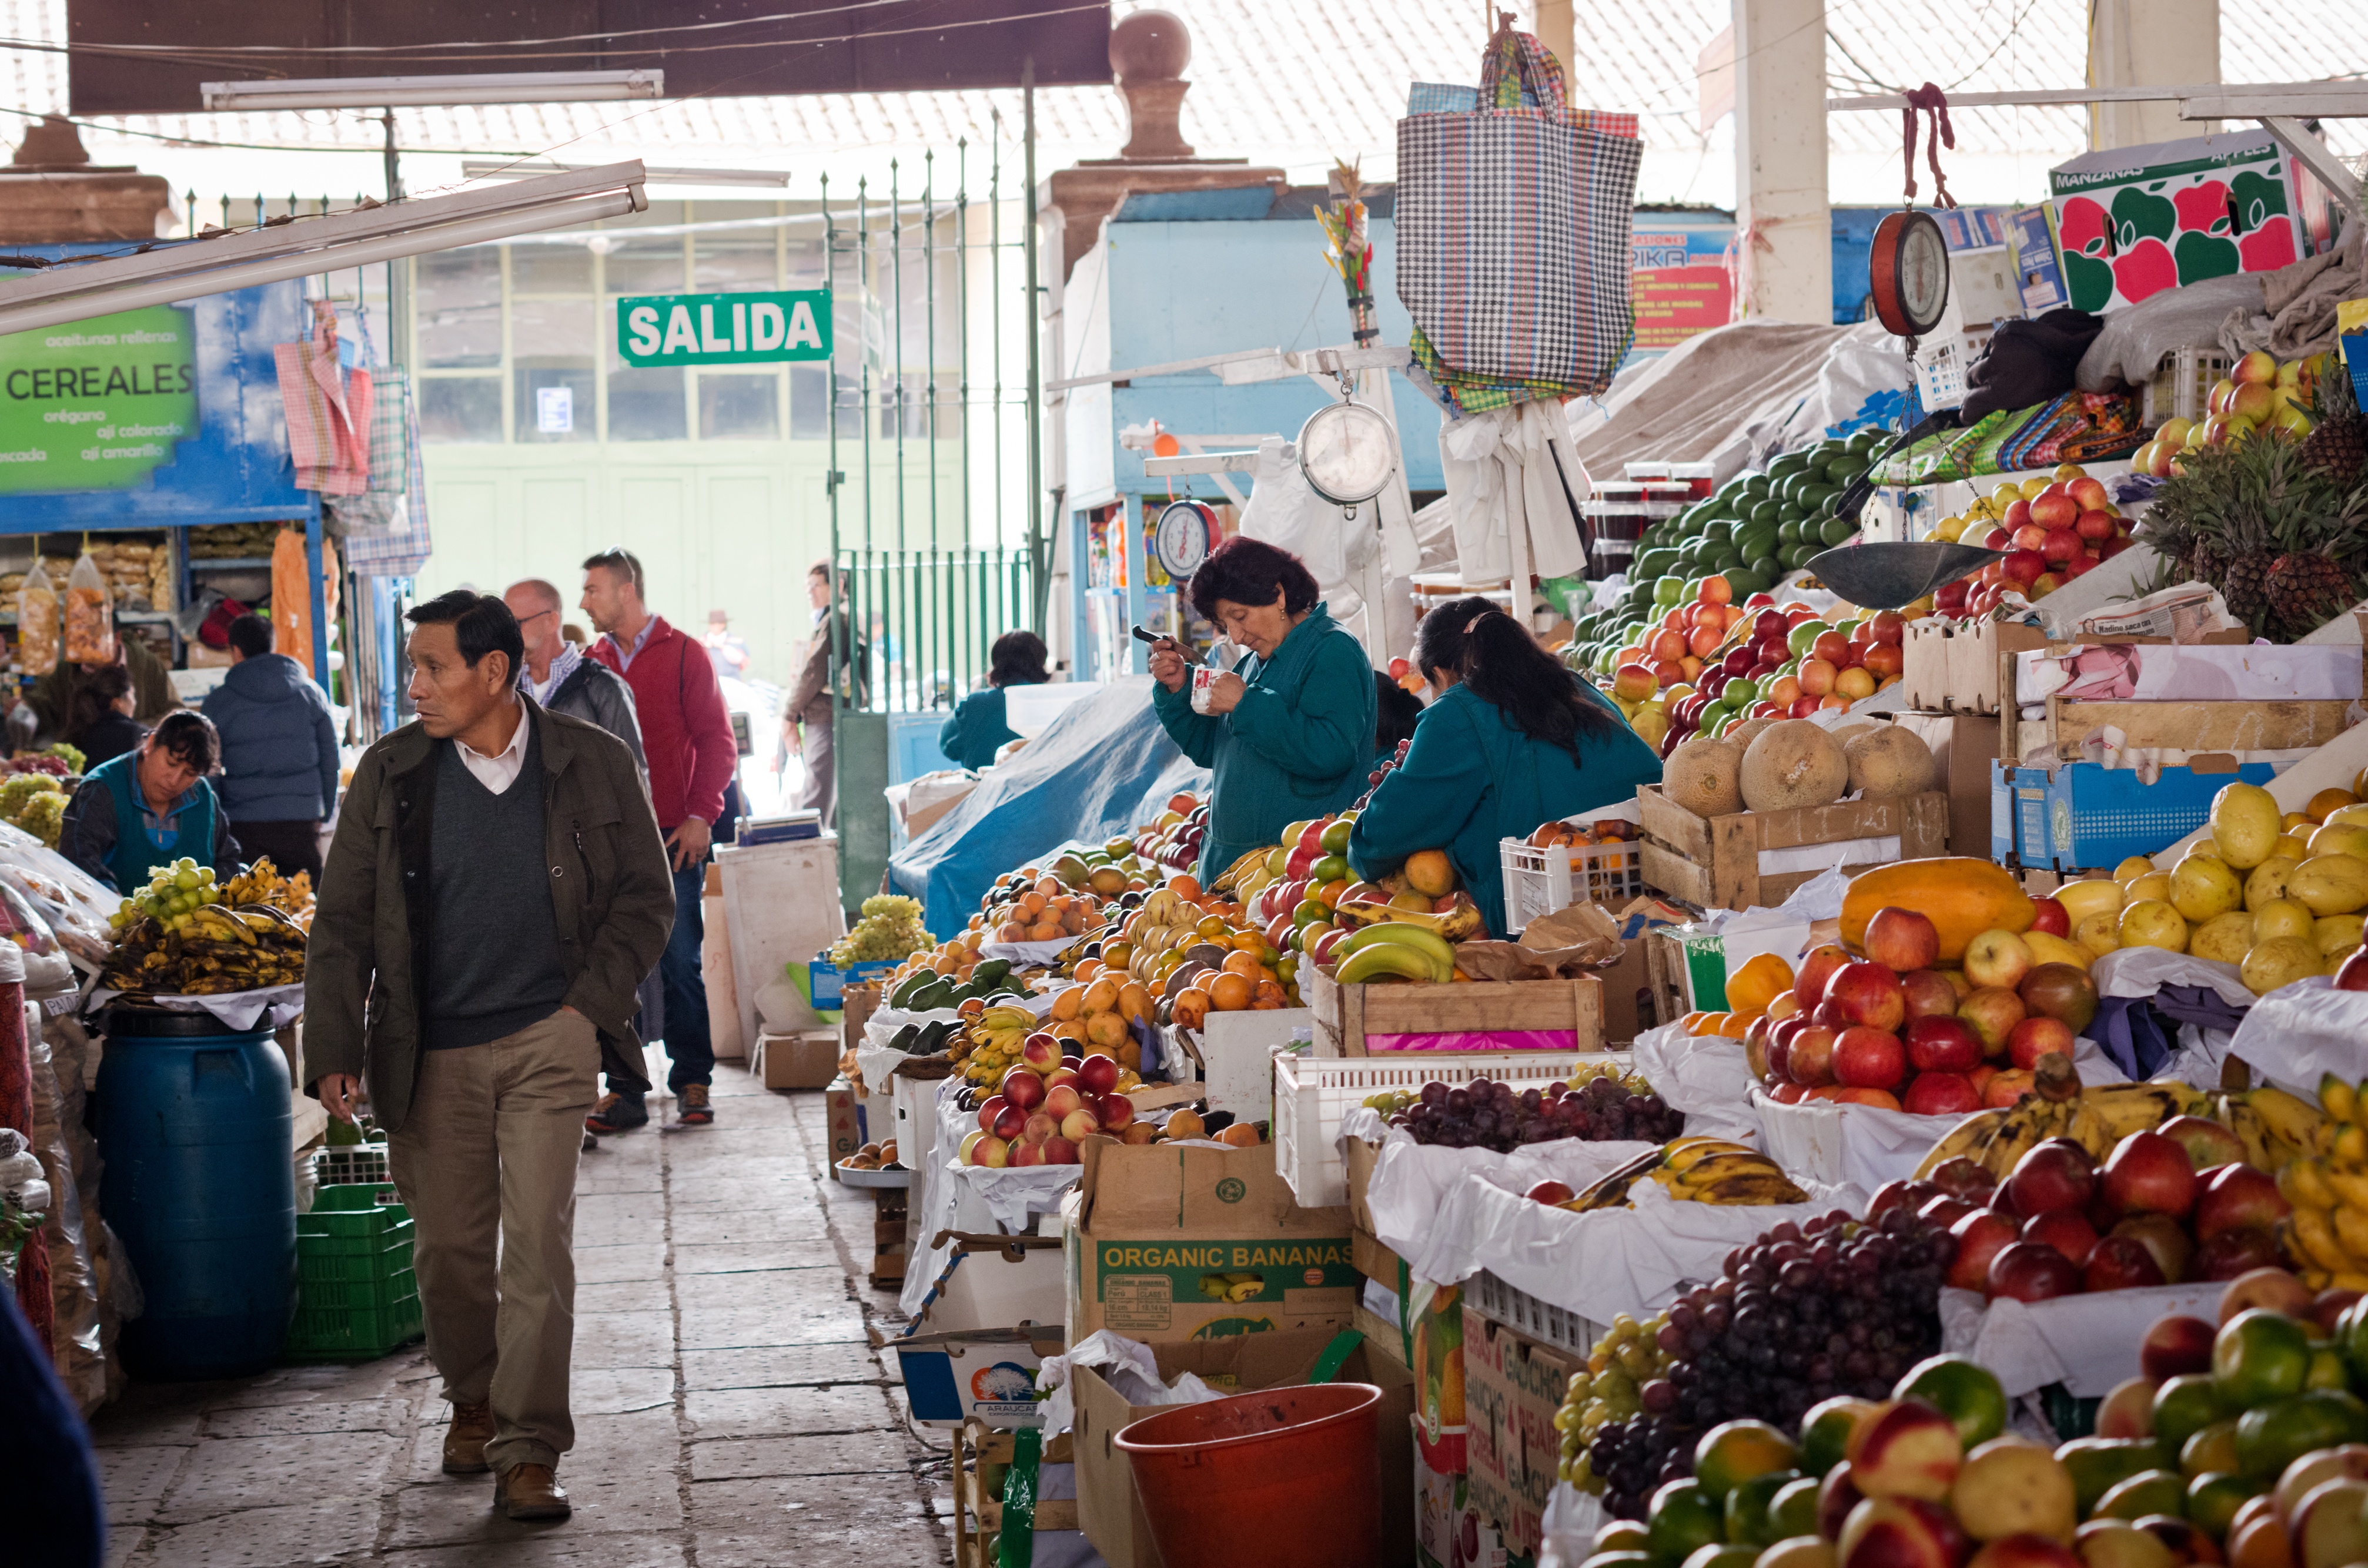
left=91, top=1066, right=958, bottom=1567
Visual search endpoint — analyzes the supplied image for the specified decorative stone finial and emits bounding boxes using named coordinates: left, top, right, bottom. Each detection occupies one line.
left=1110, top=10, right=1194, bottom=161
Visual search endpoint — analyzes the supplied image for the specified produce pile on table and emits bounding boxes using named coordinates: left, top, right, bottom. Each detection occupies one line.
left=1566, top=1139, right=1810, bottom=1212
left=829, top=893, right=932, bottom=967
left=1367, top=1064, right=1683, bottom=1151
left=98, top=857, right=310, bottom=997
left=1924, top=461, right=2140, bottom=614
left=0, top=772, right=68, bottom=847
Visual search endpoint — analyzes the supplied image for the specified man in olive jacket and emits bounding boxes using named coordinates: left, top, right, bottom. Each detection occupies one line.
left=304, top=590, right=673, bottom=1524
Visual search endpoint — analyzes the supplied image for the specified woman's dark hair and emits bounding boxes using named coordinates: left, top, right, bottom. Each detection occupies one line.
left=149, top=711, right=220, bottom=775
left=67, top=664, right=133, bottom=741
left=405, top=589, right=524, bottom=681
left=1186, top=536, right=1319, bottom=623
left=1374, top=672, right=1423, bottom=753
left=988, top=630, right=1049, bottom=688
left=1416, top=595, right=1613, bottom=761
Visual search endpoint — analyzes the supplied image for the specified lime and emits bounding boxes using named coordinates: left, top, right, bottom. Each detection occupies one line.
left=2152, top=1375, right=2235, bottom=1457
left=1767, top=1476, right=1822, bottom=1542
left=1596, top=1521, right=1653, bottom=1554
left=2214, top=1311, right=2315, bottom=1409
left=1799, top=1398, right=1876, bottom=1477
left=1648, top=1479, right=1726, bottom=1563
left=1693, top=1420, right=1801, bottom=1501
left=2181, top=1419, right=2240, bottom=1479
left=2233, top=1389, right=2368, bottom=1479
left=2058, top=1437, right=2174, bottom=1515
left=2309, top=1346, right=2350, bottom=1391
left=1724, top=1470, right=1802, bottom=1547
left=2093, top=1469, right=2188, bottom=1520
left=1894, top=1355, right=2007, bottom=1448
left=2186, top=1470, right=2269, bottom=1537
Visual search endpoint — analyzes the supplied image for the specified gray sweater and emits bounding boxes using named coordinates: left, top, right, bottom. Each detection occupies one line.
left=420, top=733, right=570, bottom=1050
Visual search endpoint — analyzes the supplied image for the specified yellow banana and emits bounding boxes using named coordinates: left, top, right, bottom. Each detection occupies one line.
left=2323, top=1074, right=2360, bottom=1122
left=2340, top=1123, right=2368, bottom=1170
left=1916, top=1109, right=2011, bottom=1177
left=1685, top=1172, right=1810, bottom=1206
left=2082, top=1083, right=2202, bottom=1141
left=1662, top=1138, right=1755, bottom=1174
left=2242, top=1085, right=2326, bottom=1152
left=2325, top=1168, right=2368, bottom=1210
left=2334, top=1205, right=2368, bottom=1266
left=2289, top=1209, right=2352, bottom=1276
left=2283, top=1160, right=2340, bottom=1211
left=2062, top=1103, right=2116, bottom=1162
left=1334, top=941, right=1449, bottom=986
left=2303, top=1267, right=2335, bottom=1291
left=2222, top=1101, right=2276, bottom=1172
left=1335, top=922, right=1459, bottom=975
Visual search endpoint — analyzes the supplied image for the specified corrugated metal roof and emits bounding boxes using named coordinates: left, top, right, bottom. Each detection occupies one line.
left=0, top=0, right=2355, bottom=206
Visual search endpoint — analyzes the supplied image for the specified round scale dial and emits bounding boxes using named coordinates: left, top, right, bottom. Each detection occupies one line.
left=1151, top=499, right=1213, bottom=578
left=1296, top=400, right=1397, bottom=506
left=1871, top=209, right=1951, bottom=339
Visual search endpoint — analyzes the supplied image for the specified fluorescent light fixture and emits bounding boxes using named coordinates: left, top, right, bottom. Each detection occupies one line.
left=463, top=159, right=788, bottom=189
left=200, top=70, right=662, bottom=111
left=0, top=163, right=647, bottom=336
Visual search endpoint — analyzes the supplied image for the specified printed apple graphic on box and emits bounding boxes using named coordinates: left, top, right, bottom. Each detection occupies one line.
left=2051, top=131, right=2301, bottom=311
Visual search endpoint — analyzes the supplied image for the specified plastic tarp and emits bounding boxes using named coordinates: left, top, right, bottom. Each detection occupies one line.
left=888, top=676, right=1211, bottom=939
left=1566, top=320, right=1877, bottom=485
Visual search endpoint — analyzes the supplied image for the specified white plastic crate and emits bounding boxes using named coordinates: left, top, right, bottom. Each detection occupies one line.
left=313, top=1144, right=391, bottom=1187
left=1273, top=1050, right=1614, bottom=1208
left=1470, top=1267, right=1606, bottom=1359
left=2143, top=346, right=2231, bottom=427
left=1498, top=836, right=1645, bottom=934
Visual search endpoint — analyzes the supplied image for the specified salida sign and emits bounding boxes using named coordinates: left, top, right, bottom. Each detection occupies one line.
left=0, top=304, right=198, bottom=493
left=616, top=290, right=831, bottom=368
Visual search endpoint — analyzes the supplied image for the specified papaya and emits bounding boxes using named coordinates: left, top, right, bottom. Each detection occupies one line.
left=1839, top=857, right=2036, bottom=964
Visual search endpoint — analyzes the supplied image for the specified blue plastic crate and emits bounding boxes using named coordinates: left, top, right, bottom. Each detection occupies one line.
left=808, top=953, right=897, bottom=1009
left=1991, top=759, right=2279, bottom=873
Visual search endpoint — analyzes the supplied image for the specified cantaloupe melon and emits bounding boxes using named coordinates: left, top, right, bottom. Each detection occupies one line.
left=1724, top=716, right=1778, bottom=752
left=1737, top=721, right=1849, bottom=813
left=1665, top=737, right=1745, bottom=818
left=1842, top=725, right=1938, bottom=800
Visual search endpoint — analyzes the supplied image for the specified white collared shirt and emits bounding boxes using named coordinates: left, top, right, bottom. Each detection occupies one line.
left=455, top=702, right=529, bottom=795
left=526, top=639, right=582, bottom=705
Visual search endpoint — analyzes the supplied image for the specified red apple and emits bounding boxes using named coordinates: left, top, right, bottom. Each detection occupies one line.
left=1076, top=1053, right=1121, bottom=1096
left=1526, top=1180, right=1576, bottom=1206
left=1788, top=1026, right=1839, bottom=1087
left=2339, top=947, right=2368, bottom=991
left=1846, top=1402, right=1965, bottom=1501
left=1901, top=970, right=1961, bottom=1022
left=1918, top=1194, right=1976, bottom=1230
left=1829, top=962, right=1909, bottom=1031
left=2005, top=1139, right=2098, bottom=1218
left=1007, top=1137, right=1047, bottom=1167
left=2158, top=1115, right=2246, bottom=1173
left=1000, top=1067, right=1046, bottom=1111
left=2194, top=1225, right=2285, bottom=1281
left=1931, top=1158, right=1998, bottom=1200
left=1948, top=1209, right=2023, bottom=1292
left=2027, top=897, right=2071, bottom=937
left=2112, top=1214, right=2195, bottom=1286
left=1988, top=1240, right=2082, bottom=1302
left=2094, top=1376, right=2159, bottom=1439
left=2031, top=491, right=2078, bottom=529
left=1969, top=1537, right=2082, bottom=1568
left=2006, top=1016, right=2075, bottom=1071
left=1982, top=1069, right=2035, bottom=1108
left=2082, top=1234, right=2168, bottom=1294
left=2039, top=528, right=2083, bottom=566
left=1797, top=944, right=1855, bottom=1008
left=1821, top=1465, right=1865, bottom=1543
left=1098, top=1093, right=1136, bottom=1132
left=1834, top=1025, right=1908, bottom=1090
left=2024, top=1209, right=2101, bottom=1268
left=2193, top=1162, right=2290, bottom=1242
left=1905, top=1016, right=1984, bottom=1073
left=1866, top=908, right=1942, bottom=972
left=2075, top=508, right=2117, bottom=542
left=1040, top=1135, right=1079, bottom=1165
left=2317, top=1289, right=2366, bottom=1335
left=1902, top=1071, right=1982, bottom=1118
left=1958, top=987, right=2029, bottom=1055
left=2139, top=1315, right=2216, bottom=1380
left=2217, top=1267, right=2313, bottom=1323
left=2018, top=964, right=2099, bottom=1034
left=1871, top=1178, right=1939, bottom=1222
left=976, top=1094, right=1011, bottom=1134
left=2101, top=1131, right=2199, bottom=1221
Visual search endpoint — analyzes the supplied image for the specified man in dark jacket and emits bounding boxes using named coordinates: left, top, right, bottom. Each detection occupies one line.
left=305, top=590, right=673, bottom=1525
left=200, top=614, right=340, bottom=882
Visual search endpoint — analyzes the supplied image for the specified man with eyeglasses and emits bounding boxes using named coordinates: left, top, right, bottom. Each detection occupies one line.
left=503, top=580, right=645, bottom=777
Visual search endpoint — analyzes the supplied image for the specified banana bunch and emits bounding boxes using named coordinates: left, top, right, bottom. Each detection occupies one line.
left=1196, top=1271, right=1265, bottom=1302
left=1332, top=922, right=1460, bottom=984
left=100, top=899, right=307, bottom=998
left=951, top=1003, right=1038, bottom=1084
left=1212, top=847, right=1274, bottom=897
left=1333, top=894, right=1485, bottom=942
left=2276, top=1074, right=2368, bottom=1291
left=1567, top=1138, right=1807, bottom=1211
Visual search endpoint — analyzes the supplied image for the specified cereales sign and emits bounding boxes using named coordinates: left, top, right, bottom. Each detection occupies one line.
left=615, top=290, right=831, bottom=368
left=0, top=304, right=199, bottom=494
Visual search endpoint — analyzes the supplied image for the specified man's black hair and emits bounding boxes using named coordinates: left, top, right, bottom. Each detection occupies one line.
left=225, top=613, right=273, bottom=661
left=405, top=589, right=525, bottom=681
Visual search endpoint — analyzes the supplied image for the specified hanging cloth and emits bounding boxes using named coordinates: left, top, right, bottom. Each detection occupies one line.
left=275, top=299, right=374, bottom=494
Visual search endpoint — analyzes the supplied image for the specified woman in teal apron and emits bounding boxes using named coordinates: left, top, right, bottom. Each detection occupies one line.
left=1148, top=538, right=1376, bottom=884
left=61, top=712, right=243, bottom=894
left=1349, top=597, right=1663, bottom=938
left=939, top=630, right=1050, bottom=769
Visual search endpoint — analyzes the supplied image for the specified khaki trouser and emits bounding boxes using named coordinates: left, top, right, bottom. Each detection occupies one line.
left=387, top=1009, right=598, bottom=1474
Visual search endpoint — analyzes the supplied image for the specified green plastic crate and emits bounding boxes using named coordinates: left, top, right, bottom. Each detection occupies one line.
left=297, top=1225, right=413, bottom=1285
left=298, top=1184, right=411, bottom=1252
left=284, top=1274, right=423, bottom=1362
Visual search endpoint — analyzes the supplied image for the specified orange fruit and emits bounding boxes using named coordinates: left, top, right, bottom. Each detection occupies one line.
left=1172, top=987, right=1210, bottom=1030
left=1404, top=848, right=1458, bottom=897
left=1167, top=873, right=1202, bottom=900
left=2308, top=788, right=2361, bottom=824
left=1725, top=952, right=1797, bottom=1018
left=1229, top=930, right=1263, bottom=954
left=1208, top=972, right=1255, bottom=1011
left=1220, top=950, right=1262, bottom=979
left=1073, top=959, right=1103, bottom=982
left=1717, top=1013, right=1752, bottom=1039
left=1217, top=1123, right=1262, bottom=1147
left=1681, top=1011, right=1708, bottom=1032
left=1050, top=989, right=1084, bottom=1022
left=1688, top=1012, right=1731, bottom=1037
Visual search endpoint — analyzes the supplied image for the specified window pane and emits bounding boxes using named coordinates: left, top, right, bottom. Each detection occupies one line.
left=699, top=373, right=779, bottom=440
left=785, top=237, right=827, bottom=288
left=608, top=367, right=686, bottom=441
left=790, top=366, right=828, bottom=439
left=511, top=297, right=593, bottom=359
left=604, top=233, right=685, bottom=294
left=511, top=242, right=593, bottom=294
left=416, top=249, right=500, bottom=368
left=510, top=299, right=594, bottom=443
left=693, top=234, right=777, bottom=289
left=420, top=378, right=501, bottom=442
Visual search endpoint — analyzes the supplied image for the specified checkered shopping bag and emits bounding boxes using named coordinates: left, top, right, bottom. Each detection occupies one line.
left=1396, top=21, right=1642, bottom=403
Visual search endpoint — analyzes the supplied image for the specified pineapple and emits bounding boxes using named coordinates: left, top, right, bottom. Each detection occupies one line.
left=2303, top=357, right=2368, bottom=487
left=2150, top=430, right=2353, bottom=638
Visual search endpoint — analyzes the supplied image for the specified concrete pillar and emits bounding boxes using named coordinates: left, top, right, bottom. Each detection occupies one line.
left=1536, top=1, right=1574, bottom=78
left=1732, top=0, right=1832, bottom=323
left=2088, top=0, right=2220, bottom=148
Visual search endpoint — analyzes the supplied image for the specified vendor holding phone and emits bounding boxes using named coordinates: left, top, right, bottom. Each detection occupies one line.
left=1149, top=537, right=1376, bottom=884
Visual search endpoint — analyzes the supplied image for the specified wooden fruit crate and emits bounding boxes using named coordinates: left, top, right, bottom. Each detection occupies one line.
left=953, top=1419, right=1076, bottom=1567
left=869, top=1185, right=908, bottom=1289
left=1635, top=785, right=1948, bottom=911
left=1301, top=963, right=1603, bottom=1058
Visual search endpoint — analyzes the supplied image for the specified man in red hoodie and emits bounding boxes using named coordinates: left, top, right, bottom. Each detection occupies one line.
left=578, top=548, right=737, bottom=1130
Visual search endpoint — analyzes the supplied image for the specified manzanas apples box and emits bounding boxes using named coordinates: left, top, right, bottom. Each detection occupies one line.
left=1063, top=1136, right=1359, bottom=1344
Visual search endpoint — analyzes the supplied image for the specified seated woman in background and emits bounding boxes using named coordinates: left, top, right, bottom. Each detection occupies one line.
left=939, top=630, right=1050, bottom=769
left=64, top=664, right=145, bottom=769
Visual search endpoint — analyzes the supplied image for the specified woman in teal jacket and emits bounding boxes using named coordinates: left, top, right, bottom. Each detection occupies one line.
left=1149, top=538, right=1376, bottom=884
left=1350, top=596, right=1663, bottom=937
left=939, top=630, right=1048, bottom=769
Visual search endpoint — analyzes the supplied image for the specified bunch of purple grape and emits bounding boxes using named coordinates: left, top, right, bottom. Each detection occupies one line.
left=1382, top=1074, right=1681, bottom=1152
left=1353, top=737, right=1414, bottom=808
left=1585, top=1205, right=1955, bottom=1519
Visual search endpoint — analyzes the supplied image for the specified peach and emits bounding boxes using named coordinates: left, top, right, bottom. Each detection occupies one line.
left=1847, top=1399, right=1964, bottom=1501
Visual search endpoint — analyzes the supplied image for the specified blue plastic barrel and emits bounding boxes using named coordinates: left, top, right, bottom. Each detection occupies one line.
left=96, top=1008, right=295, bottom=1379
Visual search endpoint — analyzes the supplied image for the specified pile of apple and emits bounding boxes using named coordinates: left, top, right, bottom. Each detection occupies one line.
left=2128, top=350, right=2323, bottom=475
left=1617, top=595, right=1914, bottom=757
left=1131, top=790, right=1208, bottom=871
left=1885, top=1123, right=2292, bottom=1303
left=958, top=1039, right=1139, bottom=1168
left=1751, top=907, right=2102, bottom=1115
left=1929, top=465, right=2137, bottom=616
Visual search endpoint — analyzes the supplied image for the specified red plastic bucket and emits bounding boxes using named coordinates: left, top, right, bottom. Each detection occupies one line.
left=1113, top=1381, right=1383, bottom=1567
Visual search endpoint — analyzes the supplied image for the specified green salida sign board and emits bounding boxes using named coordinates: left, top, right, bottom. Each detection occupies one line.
left=616, top=290, right=831, bottom=368
left=0, top=304, right=198, bottom=494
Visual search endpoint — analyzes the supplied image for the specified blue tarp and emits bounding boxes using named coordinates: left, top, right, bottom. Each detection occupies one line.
left=889, top=676, right=1211, bottom=937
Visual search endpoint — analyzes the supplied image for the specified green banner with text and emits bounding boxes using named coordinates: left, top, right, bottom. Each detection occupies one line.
left=616, top=289, right=831, bottom=367
left=0, top=304, right=199, bottom=494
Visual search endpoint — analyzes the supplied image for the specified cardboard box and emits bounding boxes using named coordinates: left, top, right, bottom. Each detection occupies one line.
left=1637, top=784, right=1949, bottom=912
left=841, top=981, right=881, bottom=1059
left=912, top=1234, right=1066, bottom=1339
left=1063, top=1138, right=1359, bottom=1345
left=1464, top=1307, right=1586, bottom=1560
left=898, top=1326, right=1066, bottom=1429
left=1344, top=1135, right=1410, bottom=1290
left=1416, top=1415, right=1504, bottom=1568
left=2051, top=130, right=2303, bottom=313
left=1303, top=965, right=1603, bottom=1058
left=753, top=1028, right=839, bottom=1090
left=1901, top=617, right=1955, bottom=712
left=1891, top=712, right=2002, bottom=859
left=1072, top=1327, right=1416, bottom=1568
left=823, top=1077, right=865, bottom=1178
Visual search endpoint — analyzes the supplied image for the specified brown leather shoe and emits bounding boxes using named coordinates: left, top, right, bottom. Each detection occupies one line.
left=678, top=1083, right=714, bottom=1125
left=441, top=1402, right=496, bottom=1475
left=496, top=1462, right=571, bottom=1520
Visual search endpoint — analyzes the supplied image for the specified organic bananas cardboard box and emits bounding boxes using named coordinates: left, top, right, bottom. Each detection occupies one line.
left=1062, top=1137, right=1359, bottom=1345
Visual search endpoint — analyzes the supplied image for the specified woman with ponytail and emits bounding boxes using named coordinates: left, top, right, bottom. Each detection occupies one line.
left=1348, top=596, right=1662, bottom=937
